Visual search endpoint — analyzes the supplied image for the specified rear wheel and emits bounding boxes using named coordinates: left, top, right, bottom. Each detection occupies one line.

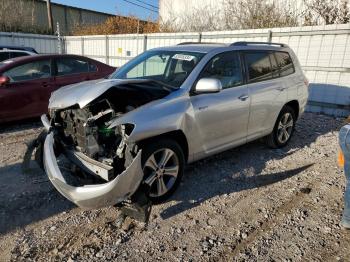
left=266, top=105, right=296, bottom=148
left=141, top=139, right=184, bottom=203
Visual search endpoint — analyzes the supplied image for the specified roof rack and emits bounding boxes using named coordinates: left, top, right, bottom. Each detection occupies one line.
left=231, top=41, right=286, bottom=47
left=177, top=42, right=225, bottom=46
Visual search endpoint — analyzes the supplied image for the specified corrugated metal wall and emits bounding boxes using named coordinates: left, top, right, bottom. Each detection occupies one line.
left=1, top=24, right=350, bottom=116
left=65, top=24, right=350, bottom=116
left=0, top=32, right=58, bottom=53
left=19, top=0, right=113, bottom=35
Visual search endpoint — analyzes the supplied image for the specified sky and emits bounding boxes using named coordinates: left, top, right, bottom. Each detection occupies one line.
left=51, top=0, right=159, bottom=21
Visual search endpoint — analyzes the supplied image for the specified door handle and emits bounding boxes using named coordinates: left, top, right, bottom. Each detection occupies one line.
left=276, top=87, right=286, bottom=91
left=238, top=94, right=249, bottom=101
left=42, top=82, right=50, bottom=88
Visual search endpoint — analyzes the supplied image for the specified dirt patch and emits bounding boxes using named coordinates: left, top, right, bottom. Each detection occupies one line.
left=0, top=113, right=350, bottom=261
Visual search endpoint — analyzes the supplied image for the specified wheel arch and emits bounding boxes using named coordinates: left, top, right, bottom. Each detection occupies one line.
left=285, top=100, right=300, bottom=120
left=136, top=130, right=189, bottom=163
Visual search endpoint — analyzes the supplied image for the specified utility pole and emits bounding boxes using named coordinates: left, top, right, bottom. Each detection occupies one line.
left=46, top=0, right=54, bottom=34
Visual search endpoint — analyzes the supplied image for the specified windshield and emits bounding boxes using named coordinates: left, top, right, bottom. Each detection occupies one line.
left=109, top=50, right=205, bottom=88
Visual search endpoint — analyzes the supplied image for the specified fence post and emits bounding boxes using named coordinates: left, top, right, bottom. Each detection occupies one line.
left=143, top=35, right=148, bottom=52
left=81, top=36, right=84, bottom=56
left=56, top=22, right=62, bottom=54
left=267, top=30, right=273, bottom=43
left=105, top=35, right=109, bottom=65
left=198, top=32, right=202, bottom=43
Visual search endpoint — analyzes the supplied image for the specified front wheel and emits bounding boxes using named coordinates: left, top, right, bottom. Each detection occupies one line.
left=265, top=105, right=296, bottom=148
left=141, top=139, right=185, bottom=203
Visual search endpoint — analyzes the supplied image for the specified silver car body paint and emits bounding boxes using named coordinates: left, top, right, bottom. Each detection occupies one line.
left=43, top=43, right=308, bottom=208
left=43, top=132, right=143, bottom=209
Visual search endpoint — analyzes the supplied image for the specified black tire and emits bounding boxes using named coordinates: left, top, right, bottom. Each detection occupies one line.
left=265, top=105, right=296, bottom=148
left=141, top=138, right=185, bottom=204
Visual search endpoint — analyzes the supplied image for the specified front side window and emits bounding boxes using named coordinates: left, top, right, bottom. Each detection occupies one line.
left=275, top=52, right=295, bottom=77
left=199, top=51, right=243, bottom=89
left=110, top=50, right=205, bottom=88
left=3, top=60, right=51, bottom=82
left=56, top=58, right=89, bottom=76
left=245, top=51, right=273, bottom=83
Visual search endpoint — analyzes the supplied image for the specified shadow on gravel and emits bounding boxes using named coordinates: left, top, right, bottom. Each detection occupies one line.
left=160, top=164, right=313, bottom=219
left=0, top=162, right=74, bottom=235
left=160, top=113, right=342, bottom=219
left=0, top=113, right=342, bottom=234
left=0, top=117, right=41, bottom=135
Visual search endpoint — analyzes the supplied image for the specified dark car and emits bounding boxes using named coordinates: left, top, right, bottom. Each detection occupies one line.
left=0, top=45, right=38, bottom=53
left=0, top=49, right=37, bottom=62
left=0, top=54, right=115, bottom=123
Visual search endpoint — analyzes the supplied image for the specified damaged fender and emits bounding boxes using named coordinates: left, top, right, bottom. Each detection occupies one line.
left=43, top=132, right=143, bottom=209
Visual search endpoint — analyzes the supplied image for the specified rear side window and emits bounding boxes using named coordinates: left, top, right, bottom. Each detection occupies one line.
left=275, top=52, right=295, bottom=77
left=56, top=57, right=89, bottom=76
left=89, top=63, right=98, bottom=72
left=244, top=51, right=273, bottom=83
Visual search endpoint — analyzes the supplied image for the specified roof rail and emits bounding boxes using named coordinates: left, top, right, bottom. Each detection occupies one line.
left=231, top=41, right=286, bottom=47
left=177, top=42, right=225, bottom=45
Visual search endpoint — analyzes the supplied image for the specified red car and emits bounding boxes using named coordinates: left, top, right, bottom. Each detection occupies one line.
left=0, top=54, right=115, bottom=123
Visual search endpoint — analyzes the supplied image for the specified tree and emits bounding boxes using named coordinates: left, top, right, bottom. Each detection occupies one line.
left=303, top=0, right=350, bottom=25
left=159, top=2, right=225, bottom=32
left=223, top=0, right=299, bottom=30
left=72, top=16, right=160, bottom=35
left=159, top=0, right=299, bottom=32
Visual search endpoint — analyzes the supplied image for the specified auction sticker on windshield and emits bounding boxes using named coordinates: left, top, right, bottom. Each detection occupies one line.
left=172, top=54, right=195, bottom=61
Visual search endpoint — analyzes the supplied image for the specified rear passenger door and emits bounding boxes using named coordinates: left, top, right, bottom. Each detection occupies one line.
left=53, top=57, right=92, bottom=91
left=243, top=51, right=287, bottom=141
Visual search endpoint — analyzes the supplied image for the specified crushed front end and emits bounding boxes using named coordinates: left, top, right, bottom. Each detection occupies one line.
left=39, top=97, right=144, bottom=209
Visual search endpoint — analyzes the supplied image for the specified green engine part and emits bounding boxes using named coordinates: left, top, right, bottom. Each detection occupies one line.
left=98, top=125, right=114, bottom=137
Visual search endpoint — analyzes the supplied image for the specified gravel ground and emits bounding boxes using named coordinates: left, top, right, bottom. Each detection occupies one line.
left=0, top=113, right=350, bottom=261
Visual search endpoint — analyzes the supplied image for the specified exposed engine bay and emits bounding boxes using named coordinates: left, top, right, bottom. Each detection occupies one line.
left=50, top=83, right=171, bottom=182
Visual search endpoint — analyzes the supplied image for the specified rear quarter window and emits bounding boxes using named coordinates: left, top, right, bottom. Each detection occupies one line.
left=274, top=51, right=295, bottom=77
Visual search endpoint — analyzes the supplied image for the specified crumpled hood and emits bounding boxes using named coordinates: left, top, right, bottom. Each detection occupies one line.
left=48, top=78, right=132, bottom=109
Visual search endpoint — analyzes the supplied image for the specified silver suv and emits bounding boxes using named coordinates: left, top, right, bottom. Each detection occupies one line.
left=40, top=42, right=309, bottom=208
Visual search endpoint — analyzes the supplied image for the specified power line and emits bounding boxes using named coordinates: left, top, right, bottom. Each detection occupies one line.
left=121, top=0, right=158, bottom=13
left=133, top=0, right=158, bottom=10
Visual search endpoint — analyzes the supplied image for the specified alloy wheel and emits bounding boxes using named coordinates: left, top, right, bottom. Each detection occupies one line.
left=143, top=148, right=179, bottom=198
left=277, top=112, right=294, bottom=144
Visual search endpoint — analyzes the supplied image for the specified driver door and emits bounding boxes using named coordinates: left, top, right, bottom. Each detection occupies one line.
left=0, top=59, right=54, bottom=122
left=190, top=51, right=250, bottom=155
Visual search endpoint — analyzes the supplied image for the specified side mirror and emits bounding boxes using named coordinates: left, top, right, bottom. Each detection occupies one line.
left=0, top=76, right=10, bottom=86
left=194, top=78, right=222, bottom=94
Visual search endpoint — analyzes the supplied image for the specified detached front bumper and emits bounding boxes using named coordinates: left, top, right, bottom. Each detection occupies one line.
left=42, top=116, right=143, bottom=209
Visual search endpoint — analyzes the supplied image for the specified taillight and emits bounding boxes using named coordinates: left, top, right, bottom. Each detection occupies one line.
left=338, top=150, right=345, bottom=168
